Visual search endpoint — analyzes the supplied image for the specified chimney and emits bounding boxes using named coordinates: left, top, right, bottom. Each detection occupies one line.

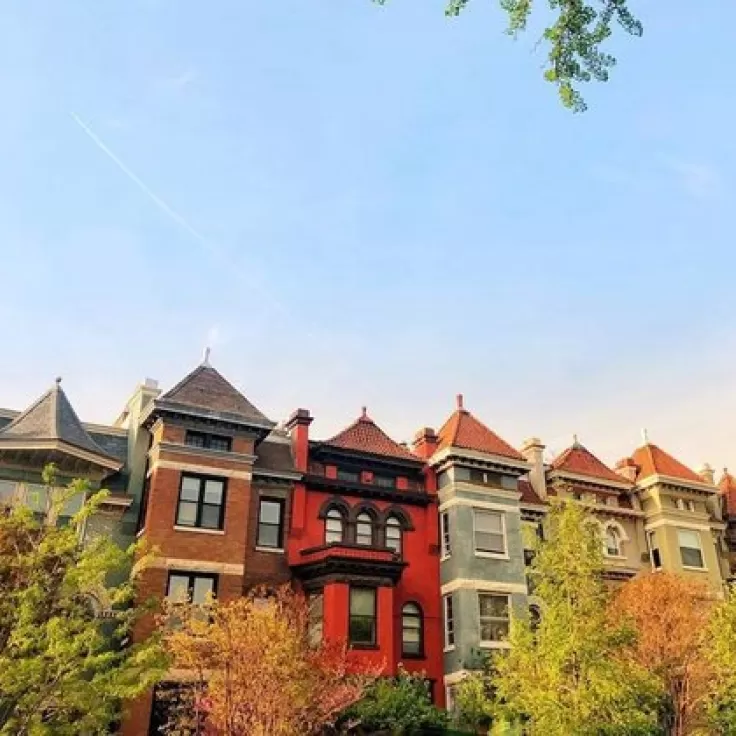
left=698, top=463, right=715, bottom=486
left=615, top=457, right=639, bottom=483
left=286, top=408, right=313, bottom=472
left=413, top=427, right=439, bottom=460
left=520, top=437, right=546, bottom=500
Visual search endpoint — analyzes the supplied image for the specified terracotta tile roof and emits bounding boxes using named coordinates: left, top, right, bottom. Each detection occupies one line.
left=518, top=478, right=544, bottom=506
left=160, top=363, right=272, bottom=427
left=631, top=443, right=704, bottom=484
left=325, top=408, right=419, bottom=462
left=0, top=379, right=119, bottom=463
left=551, top=439, right=628, bottom=485
left=718, top=471, right=736, bottom=516
left=436, top=395, right=524, bottom=461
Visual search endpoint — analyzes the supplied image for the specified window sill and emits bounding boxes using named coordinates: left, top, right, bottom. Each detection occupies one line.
left=443, top=644, right=456, bottom=653
left=255, top=546, right=285, bottom=554
left=604, top=554, right=627, bottom=560
left=440, top=554, right=451, bottom=562
left=401, top=652, right=426, bottom=660
left=480, top=641, right=511, bottom=650
left=682, top=565, right=708, bottom=572
left=173, top=526, right=225, bottom=535
left=350, top=643, right=379, bottom=651
left=475, top=551, right=509, bottom=560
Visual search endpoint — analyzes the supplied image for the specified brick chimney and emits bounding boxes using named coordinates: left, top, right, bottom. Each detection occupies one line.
left=286, top=408, right=313, bottom=473
left=615, top=457, right=639, bottom=483
left=413, top=427, right=439, bottom=460
left=520, top=437, right=546, bottom=500
left=698, top=462, right=715, bottom=485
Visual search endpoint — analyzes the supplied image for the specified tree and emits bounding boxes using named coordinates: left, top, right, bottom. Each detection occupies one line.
left=0, top=465, right=166, bottom=735
left=376, top=0, right=643, bottom=112
left=339, top=665, right=449, bottom=734
left=703, top=585, right=736, bottom=734
left=612, top=572, right=714, bottom=735
left=462, top=500, right=659, bottom=735
left=162, top=586, right=375, bottom=736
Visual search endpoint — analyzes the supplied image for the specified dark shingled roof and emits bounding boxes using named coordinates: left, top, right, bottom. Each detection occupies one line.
left=0, top=381, right=119, bottom=462
left=254, top=435, right=297, bottom=475
left=159, top=363, right=273, bottom=428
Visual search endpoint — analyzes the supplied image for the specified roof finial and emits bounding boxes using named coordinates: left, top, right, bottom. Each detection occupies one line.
left=456, top=393, right=464, bottom=410
left=573, top=433, right=580, bottom=448
left=54, top=376, right=62, bottom=387
left=361, top=406, right=368, bottom=420
left=202, top=346, right=211, bottom=366
left=641, top=427, right=649, bottom=445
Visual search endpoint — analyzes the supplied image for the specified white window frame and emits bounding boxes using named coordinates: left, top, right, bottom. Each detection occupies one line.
left=443, top=594, right=455, bottom=650
left=647, top=530, right=662, bottom=570
left=478, top=592, right=511, bottom=648
left=678, top=528, right=706, bottom=570
left=440, top=511, right=451, bottom=559
left=472, top=508, right=507, bottom=558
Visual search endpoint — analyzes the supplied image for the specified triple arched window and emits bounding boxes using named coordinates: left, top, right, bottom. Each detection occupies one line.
left=321, top=501, right=410, bottom=552
left=401, top=602, right=423, bottom=656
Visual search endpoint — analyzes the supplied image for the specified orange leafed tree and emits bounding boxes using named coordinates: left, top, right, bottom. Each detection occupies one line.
left=161, top=586, right=376, bottom=736
left=612, top=572, right=716, bottom=736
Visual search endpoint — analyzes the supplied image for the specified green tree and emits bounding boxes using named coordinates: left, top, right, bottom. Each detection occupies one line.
left=458, top=501, right=660, bottom=735
left=340, top=666, right=449, bottom=734
left=375, top=0, right=642, bottom=112
left=0, top=465, right=166, bottom=735
left=703, top=585, right=736, bottom=734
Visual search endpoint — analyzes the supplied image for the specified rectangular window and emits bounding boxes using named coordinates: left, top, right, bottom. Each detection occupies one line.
left=474, top=509, right=506, bottom=555
left=307, top=591, right=324, bottom=647
left=479, top=593, right=510, bottom=644
left=185, top=431, right=232, bottom=452
left=176, top=475, right=226, bottom=530
left=678, top=529, right=705, bottom=568
left=647, top=530, right=662, bottom=569
left=166, top=571, right=218, bottom=605
left=337, top=469, right=360, bottom=483
left=441, top=512, right=451, bottom=557
left=443, top=594, right=455, bottom=648
left=373, top=475, right=396, bottom=488
left=256, top=498, right=284, bottom=549
left=469, top=469, right=501, bottom=486
left=349, top=588, right=377, bottom=646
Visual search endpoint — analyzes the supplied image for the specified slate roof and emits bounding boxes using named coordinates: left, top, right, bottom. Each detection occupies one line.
left=0, top=380, right=119, bottom=463
left=436, top=395, right=524, bottom=462
left=324, top=408, right=419, bottom=462
left=551, top=439, right=628, bottom=485
left=631, top=443, right=704, bottom=484
left=253, top=433, right=297, bottom=475
left=159, top=363, right=273, bottom=428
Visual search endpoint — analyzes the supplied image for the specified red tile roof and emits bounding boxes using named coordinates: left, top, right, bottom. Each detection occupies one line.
left=551, top=440, right=628, bottom=485
left=719, top=471, right=736, bottom=516
left=436, top=395, right=524, bottom=461
left=325, top=408, right=419, bottom=462
left=631, top=443, right=704, bottom=484
left=518, top=478, right=544, bottom=506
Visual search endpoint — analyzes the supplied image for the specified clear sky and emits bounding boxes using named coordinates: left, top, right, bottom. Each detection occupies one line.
left=0, top=0, right=734, bottom=472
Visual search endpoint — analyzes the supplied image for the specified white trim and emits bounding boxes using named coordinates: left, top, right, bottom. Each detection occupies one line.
left=173, top=525, right=225, bottom=536
left=444, top=670, right=472, bottom=686
left=479, top=641, right=512, bottom=650
left=430, top=446, right=531, bottom=473
left=157, top=441, right=257, bottom=464
left=151, top=558, right=244, bottom=575
left=439, top=497, right=521, bottom=514
left=645, top=519, right=713, bottom=533
left=547, top=468, right=632, bottom=491
left=149, top=459, right=252, bottom=480
left=443, top=644, right=456, bottom=653
left=682, top=565, right=709, bottom=572
left=637, top=473, right=717, bottom=494
left=448, top=484, right=522, bottom=502
left=441, top=579, right=528, bottom=595
left=478, top=590, right=511, bottom=648
left=255, top=546, right=285, bottom=554
left=677, top=527, right=707, bottom=571
left=475, top=552, right=510, bottom=560
left=472, top=507, right=508, bottom=557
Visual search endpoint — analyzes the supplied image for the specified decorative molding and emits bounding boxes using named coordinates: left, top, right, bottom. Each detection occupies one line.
left=440, top=579, right=528, bottom=595
left=439, top=497, right=521, bottom=514
left=148, top=459, right=252, bottom=480
left=151, top=558, right=244, bottom=575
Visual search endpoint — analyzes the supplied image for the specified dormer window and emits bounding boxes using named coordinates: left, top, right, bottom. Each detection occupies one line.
left=185, top=431, right=232, bottom=453
left=337, top=469, right=360, bottom=483
left=374, top=475, right=396, bottom=489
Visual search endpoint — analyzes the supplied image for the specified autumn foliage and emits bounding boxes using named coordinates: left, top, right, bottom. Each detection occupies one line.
left=161, top=586, right=375, bottom=736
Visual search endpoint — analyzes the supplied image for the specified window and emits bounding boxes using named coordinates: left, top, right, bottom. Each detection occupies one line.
left=337, top=469, right=360, bottom=483
left=606, top=496, right=618, bottom=508
left=356, top=512, right=374, bottom=546
left=687, top=500, right=696, bottom=513
left=325, top=508, right=344, bottom=544
left=647, top=530, right=662, bottom=569
left=678, top=529, right=705, bottom=568
left=440, top=512, right=451, bottom=557
left=675, top=498, right=686, bottom=511
left=443, top=594, right=455, bottom=648
left=479, top=593, right=510, bottom=644
left=307, top=592, right=324, bottom=647
left=185, top=431, right=232, bottom=452
left=257, top=498, right=284, bottom=549
left=374, top=475, right=395, bottom=488
left=166, top=572, right=218, bottom=605
left=469, top=469, right=501, bottom=486
left=474, top=509, right=505, bottom=555
left=401, top=603, right=423, bottom=656
left=176, top=475, right=226, bottom=530
left=605, top=526, right=622, bottom=557
left=385, top=516, right=402, bottom=554
left=349, top=588, right=377, bottom=646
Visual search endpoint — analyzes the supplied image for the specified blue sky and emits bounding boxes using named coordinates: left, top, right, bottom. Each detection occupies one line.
left=1, top=0, right=735, bottom=471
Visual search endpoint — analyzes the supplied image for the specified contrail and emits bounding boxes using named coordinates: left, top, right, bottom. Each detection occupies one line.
left=69, top=112, right=219, bottom=256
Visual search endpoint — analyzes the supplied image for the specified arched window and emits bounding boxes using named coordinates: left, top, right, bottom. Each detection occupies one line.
left=402, top=603, right=423, bottom=656
left=605, top=526, right=622, bottom=557
left=325, top=508, right=344, bottom=544
left=385, top=516, right=402, bottom=555
left=356, top=512, right=374, bottom=546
